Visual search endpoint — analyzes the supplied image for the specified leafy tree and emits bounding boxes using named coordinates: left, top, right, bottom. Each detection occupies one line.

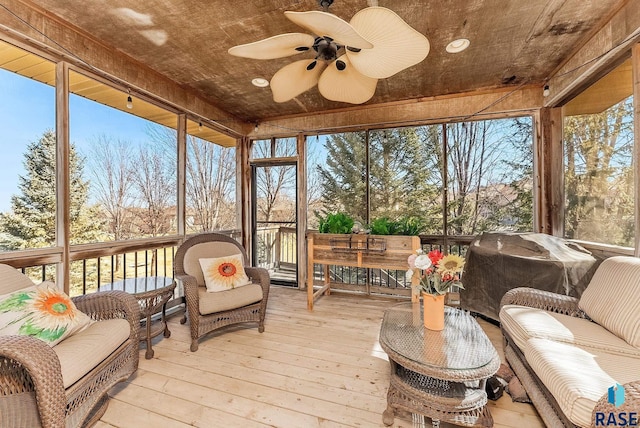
left=88, top=136, right=135, bottom=242
left=0, top=130, right=103, bottom=250
left=564, top=98, right=634, bottom=246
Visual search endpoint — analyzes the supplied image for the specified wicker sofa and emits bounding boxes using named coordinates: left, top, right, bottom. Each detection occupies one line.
left=499, top=256, right=640, bottom=427
left=0, top=264, right=140, bottom=428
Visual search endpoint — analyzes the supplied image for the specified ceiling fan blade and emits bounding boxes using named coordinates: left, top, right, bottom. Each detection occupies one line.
left=271, top=59, right=328, bottom=102
left=228, top=33, right=315, bottom=59
left=285, top=11, right=373, bottom=49
left=346, top=7, right=429, bottom=79
left=318, top=56, right=377, bottom=104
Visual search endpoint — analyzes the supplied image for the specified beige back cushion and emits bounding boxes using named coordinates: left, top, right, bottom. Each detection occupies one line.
left=579, top=256, right=640, bottom=347
left=183, top=242, right=244, bottom=286
left=0, top=264, right=35, bottom=294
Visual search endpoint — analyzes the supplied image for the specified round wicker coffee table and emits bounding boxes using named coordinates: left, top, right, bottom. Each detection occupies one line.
left=379, top=303, right=500, bottom=428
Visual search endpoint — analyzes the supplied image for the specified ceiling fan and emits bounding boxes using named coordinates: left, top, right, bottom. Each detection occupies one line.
left=228, top=0, right=429, bottom=104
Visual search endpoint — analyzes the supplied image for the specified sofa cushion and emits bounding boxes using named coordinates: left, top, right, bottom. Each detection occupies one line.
left=54, top=318, right=130, bottom=388
left=0, top=264, right=35, bottom=295
left=500, top=305, right=640, bottom=357
left=0, top=283, right=93, bottom=347
left=524, top=338, right=640, bottom=428
left=198, top=283, right=263, bottom=315
left=579, top=256, right=640, bottom=347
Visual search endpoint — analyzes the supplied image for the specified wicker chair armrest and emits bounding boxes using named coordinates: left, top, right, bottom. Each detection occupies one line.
left=73, top=290, right=140, bottom=340
left=245, top=266, right=271, bottom=298
left=500, top=287, right=586, bottom=318
left=176, top=273, right=200, bottom=320
left=0, top=335, right=66, bottom=428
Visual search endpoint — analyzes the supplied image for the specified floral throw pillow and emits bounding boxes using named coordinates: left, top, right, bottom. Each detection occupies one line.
left=199, top=254, right=251, bottom=292
left=0, top=282, right=93, bottom=346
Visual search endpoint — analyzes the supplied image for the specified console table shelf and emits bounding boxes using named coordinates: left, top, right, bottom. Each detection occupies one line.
left=306, top=232, right=421, bottom=310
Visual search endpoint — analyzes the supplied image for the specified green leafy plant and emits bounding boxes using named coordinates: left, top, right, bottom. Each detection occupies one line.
left=394, top=216, right=427, bottom=236
left=368, top=216, right=426, bottom=235
left=369, top=217, right=399, bottom=235
left=317, top=212, right=355, bottom=234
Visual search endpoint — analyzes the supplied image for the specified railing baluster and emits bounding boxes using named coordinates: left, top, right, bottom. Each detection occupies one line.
left=82, top=259, right=87, bottom=295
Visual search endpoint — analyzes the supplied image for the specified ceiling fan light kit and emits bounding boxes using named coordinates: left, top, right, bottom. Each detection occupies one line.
left=228, top=1, right=429, bottom=104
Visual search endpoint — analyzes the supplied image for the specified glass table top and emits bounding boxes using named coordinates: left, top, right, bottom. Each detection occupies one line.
left=99, top=276, right=175, bottom=295
left=379, top=302, right=498, bottom=371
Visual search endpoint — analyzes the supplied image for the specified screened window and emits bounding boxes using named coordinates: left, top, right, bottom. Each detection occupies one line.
left=0, top=41, right=56, bottom=253
left=186, top=119, right=237, bottom=233
left=69, top=70, right=178, bottom=244
left=563, top=59, right=634, bottom=247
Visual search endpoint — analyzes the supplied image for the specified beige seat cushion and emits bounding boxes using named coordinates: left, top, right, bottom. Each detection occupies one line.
left=54, top=318, right=130, bottom=388
left=524, top=338, right=640, bottom=428
left=579, top=256, right=640, bottom=347
left=500, top=305, right=640, bottom=357
left=198, top=283, right=263, bottom=315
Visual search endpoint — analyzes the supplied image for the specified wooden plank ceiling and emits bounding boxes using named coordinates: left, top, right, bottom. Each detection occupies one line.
left=13, top=0, right=629, bottom=123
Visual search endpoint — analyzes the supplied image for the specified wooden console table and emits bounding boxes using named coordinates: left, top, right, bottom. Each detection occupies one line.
left=306, top=232, right=420, bottom=310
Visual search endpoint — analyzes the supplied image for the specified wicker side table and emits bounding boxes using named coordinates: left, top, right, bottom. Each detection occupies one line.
left=379, top=303, right=500, bottom=427
left=101, top=276, right=177, bottom=359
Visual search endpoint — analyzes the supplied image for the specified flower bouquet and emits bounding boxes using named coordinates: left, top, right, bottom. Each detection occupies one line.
left=407, top=249, right=465, bottom=330
left=406, top=249, right=465, bottom=295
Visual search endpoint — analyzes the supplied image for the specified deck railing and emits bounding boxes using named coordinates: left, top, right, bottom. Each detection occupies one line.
left=1, top=228, right=633, bottom=298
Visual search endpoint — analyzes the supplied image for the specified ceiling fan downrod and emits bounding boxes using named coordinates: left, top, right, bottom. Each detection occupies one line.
left=319, top=0, right=334, bottom=12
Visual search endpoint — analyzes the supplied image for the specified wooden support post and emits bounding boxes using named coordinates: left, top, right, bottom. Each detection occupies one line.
left=296, top=133, right=308, bottom=290
left=55, top=62, right=70, bottom=292
left=633, top=44, right=640, bottom=256
left=538, top=107, right=564, bottom=236
left=177, top=114, right=186, bottom=238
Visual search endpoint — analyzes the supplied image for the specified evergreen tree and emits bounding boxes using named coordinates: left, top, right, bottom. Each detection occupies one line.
left=0, top=130, right=103, bottom=250
left=317, top=128, right=440, bottom=227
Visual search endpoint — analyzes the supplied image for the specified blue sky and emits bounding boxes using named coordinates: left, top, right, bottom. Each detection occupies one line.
left=0, top=68, right=152, bottom=211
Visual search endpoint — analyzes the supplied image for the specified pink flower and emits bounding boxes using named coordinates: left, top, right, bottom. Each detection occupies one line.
left=407, top=254, right=417, bottom=269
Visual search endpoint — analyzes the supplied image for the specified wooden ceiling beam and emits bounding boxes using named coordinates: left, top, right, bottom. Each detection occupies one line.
left=251, top=86, right=543, bottom=137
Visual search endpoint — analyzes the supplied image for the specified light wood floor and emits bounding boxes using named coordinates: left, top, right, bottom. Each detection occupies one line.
left=96, top=287, right=545, bottom=428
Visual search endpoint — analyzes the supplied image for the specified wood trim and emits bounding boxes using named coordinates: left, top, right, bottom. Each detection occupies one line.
left=69, top=236, right=182, bottom=261
left=177, top=114, right=186, bottom=237
left=549, top=108, right=564, bottom=237
left=0, top=248, right=63, bottom=269
left=536, top=108, right=564, bottom=235
left=633, top=44, right=640, bottom=256
left=252, top=87, right=542, bottom=138
left=249, top=156, right=298, bottom=166
left=545, top=0, right=640, bottom=106
left=296, top=134, right=307, bottom=290
left=55, top=61, right=70, bottom=292
left=238, top=136, right=252, bottom=253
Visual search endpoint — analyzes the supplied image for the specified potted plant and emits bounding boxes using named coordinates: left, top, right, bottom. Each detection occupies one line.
left=406, top=249, right=465, bottom=330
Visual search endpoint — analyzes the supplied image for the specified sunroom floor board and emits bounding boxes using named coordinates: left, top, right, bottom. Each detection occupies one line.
left=103, top=286, right=544, bottom=428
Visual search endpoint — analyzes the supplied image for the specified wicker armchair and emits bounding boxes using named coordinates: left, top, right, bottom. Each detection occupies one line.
left=0, top=265, right=140, bottom=428
left=174, top=233, right=270, bottom=352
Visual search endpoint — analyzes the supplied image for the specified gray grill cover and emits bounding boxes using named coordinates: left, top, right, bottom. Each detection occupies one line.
left=460, top=232, right=597, bottom=321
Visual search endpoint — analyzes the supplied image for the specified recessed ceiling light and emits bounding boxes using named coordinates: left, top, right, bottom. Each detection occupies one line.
left=252, top=78, right=270, bottom=87
left=446, top=38, right=470, bottom=53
